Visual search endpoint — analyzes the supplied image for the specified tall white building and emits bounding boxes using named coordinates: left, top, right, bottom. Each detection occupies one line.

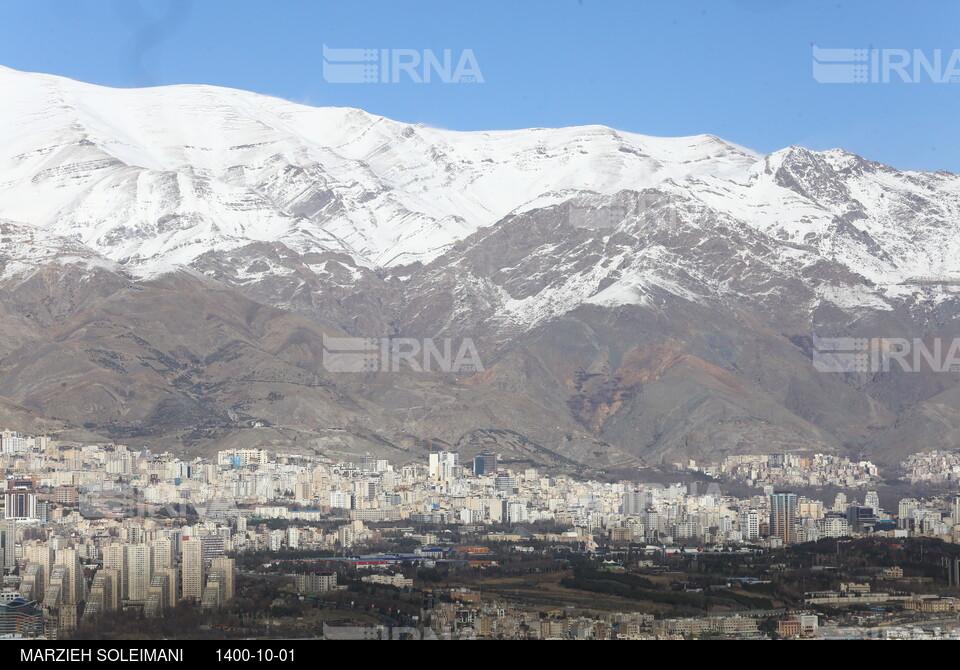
left=210, top=556, right=236, bottom=602
left=54, top=548, right=85, bottom=605
left=181, top=538, right=204, bottom=602
left=428, top=451, right=460, bottom=481
left=26, top=544, right=55, bottom=587
left=0, top=432, right=28, bottom=454
left=103, top=544, right=128, bottom=601
left=126, top=544, right=153, bottom=602
left=150, top=537, right=173, bottom=571
left=739, top=508, right=760, bottom=541
left=623, top=489, right=654, bottom=516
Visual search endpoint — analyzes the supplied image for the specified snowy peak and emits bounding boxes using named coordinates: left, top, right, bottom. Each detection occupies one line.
left=1, top=65, right=959, bottom=299
left=0, top=66, right=761, bottom=272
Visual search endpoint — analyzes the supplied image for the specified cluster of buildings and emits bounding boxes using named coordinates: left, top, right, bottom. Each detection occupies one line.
left=0, top=434, right=251, bottom=637
left=903, top=451, right=960, bottom=484
left=692, top=453, right=881, bottom=489
left=819, top=625, right=960, bottom=640
left=1, top=519, right=238, bottom=637
left=6, top=427, right=960, bottom=639
left=429, top=600, right=658, bottom=639
left=617, top=486, right=900, bottom=547
left=427, top=600, right=775, bottom=639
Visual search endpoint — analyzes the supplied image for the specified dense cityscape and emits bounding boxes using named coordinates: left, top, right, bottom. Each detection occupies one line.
left=1, top=0, right=958, bottom=651
left=4, top=430, right=960, bottom=639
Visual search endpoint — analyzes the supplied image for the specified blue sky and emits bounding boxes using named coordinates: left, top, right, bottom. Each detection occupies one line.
left=1, top=0, right=959, bottom=171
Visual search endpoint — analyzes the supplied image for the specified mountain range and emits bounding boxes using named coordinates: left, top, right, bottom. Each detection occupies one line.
left=1, top=65, right=959, bottom=470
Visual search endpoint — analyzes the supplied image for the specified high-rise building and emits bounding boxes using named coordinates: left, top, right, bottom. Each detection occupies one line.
left=157, top=566, right=179, bottom=606
left=210, top=556, right=235, bottom=602
left=24, top=545, right=53, bottom=586
left=473, top=451, right=497, bottom=475
left=126, top=545, right=153, bottom=602
left=181, top=537, right=204, bottom=602
left=144, top=572, right=175, bottom=617
left=623, top=490, right=645, bottom=516
left=739, top=508, right=761, bottom=541
left=90, top=568, right=119, bottom=612
left=4, top=479, right=37, bottom=520
left=770, top=492, right=798, bottom=545
left=846, top=505, right=878, bottom=533
left=199, top=535, right=225, bottom=562
left=45, top=567, right=66, bottom=609
left=19, top=563, right=43, bottom=601
left=54, top=548, right=85, bottom=605
left=899, top=498, right=920, bottom=530
left=428, top=451, right=460, bottom=480
left=149, top=537, right=173, bottom=571
left=833, top=493, right=847, bottom=512
left=103, top=545, right=128, bottom=601
left=0, top=521, right=16, bottom=570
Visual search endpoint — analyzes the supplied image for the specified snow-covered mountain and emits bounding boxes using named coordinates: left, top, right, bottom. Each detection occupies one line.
left=3, top=64, right=960, bottom=292
left=0, top=64, right=758, bottom=272
left=2, top=65, right=960, bottom=466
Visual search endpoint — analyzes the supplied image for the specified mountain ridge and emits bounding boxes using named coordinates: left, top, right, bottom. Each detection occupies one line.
left=1, top=66, right=960, bottom=467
